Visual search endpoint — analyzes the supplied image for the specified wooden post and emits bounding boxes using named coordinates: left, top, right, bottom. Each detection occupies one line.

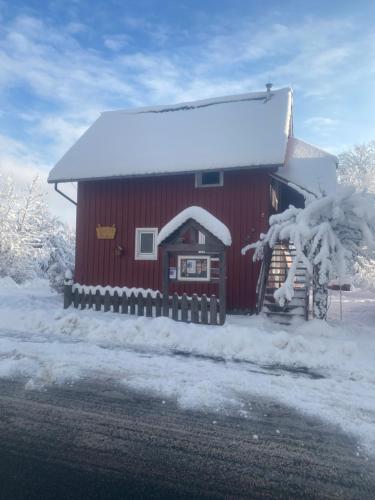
left=87, top=291, right=94, bottom=309
left=104, top=291, right=111, bottom=312
left=181, top=293, right=188, bottom=322
left=63, top=281, right=73, bottom=309
left=137, top=292, right=144, bottom=316
left=201, top=294, right=208, bottom=324
left=80, top=290, right=86, bottom=310
left=129, top=293, right=136, bottom=315
left=155, top=293, right=162, bottom=317
left=121, top=293, right=128, bottom=314
left=95, top=290, right=101, bottom=311
left=146, top=293, right=153, bottom=317
left=210, top=295, right=218, bottom=325
left=162, top=250, right=169, bottom=317
left=172, top=293, right=179, bottom=321
left=191, top=294, right=199, bottom=323
left=218, top=251, right=227, bottom=325
left=113, top=291, right=120, bottom=313
left=73, top=289, right=80, bottom=309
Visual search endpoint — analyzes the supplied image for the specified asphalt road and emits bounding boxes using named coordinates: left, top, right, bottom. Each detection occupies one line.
left=0, top=378, right=374, bottom=500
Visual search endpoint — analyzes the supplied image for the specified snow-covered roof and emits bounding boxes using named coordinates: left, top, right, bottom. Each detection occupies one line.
left=275, top=137, right=337, bottom=197
left=157, top=206, right=232, bottom=246
left=48, top=88, right=292, bottom=183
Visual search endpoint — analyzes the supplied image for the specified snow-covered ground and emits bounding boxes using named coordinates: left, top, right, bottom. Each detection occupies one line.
left=0, top=278, right=374, bottom=454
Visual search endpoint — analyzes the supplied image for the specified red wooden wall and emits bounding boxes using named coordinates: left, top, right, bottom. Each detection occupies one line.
left=75, top=169, right=272, bottom=312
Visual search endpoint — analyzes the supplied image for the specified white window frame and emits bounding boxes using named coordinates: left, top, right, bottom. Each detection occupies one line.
left=198, top=231, right=206, bottom=244
left=195, top=171, right=224, bottom=188
left=135, top=228, right=158, bottom=260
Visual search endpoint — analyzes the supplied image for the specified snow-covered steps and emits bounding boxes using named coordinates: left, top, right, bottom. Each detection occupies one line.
left=260, top=242, right=310, bottom=325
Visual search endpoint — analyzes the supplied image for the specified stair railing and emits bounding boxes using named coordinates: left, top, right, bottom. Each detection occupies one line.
left=304, top=272, right=312, bottom=320
left=255, top=244, right=272, bottom=314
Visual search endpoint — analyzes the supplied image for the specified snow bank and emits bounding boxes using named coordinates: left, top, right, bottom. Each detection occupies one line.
left=0, top=281, right=374, bottom=454
left=0, top=277, right=19, bottom=288
left=157, top=206, right=232, bottom=246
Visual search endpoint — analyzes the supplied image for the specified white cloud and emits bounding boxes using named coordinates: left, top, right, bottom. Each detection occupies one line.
left=303, top=116, right=340, bottom=137
left=0, top=133, right=76, bottom=225
left=103, top=34, right=131, bottom=51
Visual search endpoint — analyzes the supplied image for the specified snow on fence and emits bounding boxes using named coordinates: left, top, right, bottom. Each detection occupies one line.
left=64, top=282, right=223, bottom=325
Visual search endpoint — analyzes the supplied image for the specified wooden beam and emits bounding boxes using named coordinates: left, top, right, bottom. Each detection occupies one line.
left=219, top=251, right=227, bottom=325
left=162, top=250, right=169, bottom=317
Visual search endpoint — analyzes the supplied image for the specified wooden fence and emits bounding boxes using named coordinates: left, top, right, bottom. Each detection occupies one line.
left=64, top=284, right=224, bottom=325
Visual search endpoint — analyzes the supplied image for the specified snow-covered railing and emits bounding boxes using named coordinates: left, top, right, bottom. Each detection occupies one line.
left=64, top=279, right=223, bottom=325
left=255, top=244, right=272, bottom=314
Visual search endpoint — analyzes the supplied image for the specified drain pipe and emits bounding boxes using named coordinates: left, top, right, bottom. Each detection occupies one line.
left=54, top=183, right=77, bottom=206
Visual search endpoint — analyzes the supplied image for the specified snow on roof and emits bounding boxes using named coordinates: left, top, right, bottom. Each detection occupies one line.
left=157, top=206, right=232, bottom=246
left=48, top=88, right=292, bottom=183
left=275, top=137, right=337, bottom=197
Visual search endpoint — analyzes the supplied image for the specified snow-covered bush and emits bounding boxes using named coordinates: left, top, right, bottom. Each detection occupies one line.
left=44, top=219, right=75, bottom=292
left=0, top=174, right=75, bottom=289
left=242, top=186, right=375, bottom=319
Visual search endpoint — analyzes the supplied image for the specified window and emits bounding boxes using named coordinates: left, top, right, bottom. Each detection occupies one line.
left=198, top=231, right=206, bottom=244
left=195, top=171, right=223, bottom=188
left=135, top=228, right=158, bottom=260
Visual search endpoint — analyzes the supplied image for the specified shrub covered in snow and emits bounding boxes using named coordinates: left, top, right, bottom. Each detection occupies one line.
left=242, top=186, right=375, bottom=318
left=0, top=174, right=75, bottom=289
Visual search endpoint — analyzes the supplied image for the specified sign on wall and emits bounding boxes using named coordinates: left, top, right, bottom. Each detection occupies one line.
left=96, top=225, right=117, bottom=240
left=177, top=255, right=211, bottom=281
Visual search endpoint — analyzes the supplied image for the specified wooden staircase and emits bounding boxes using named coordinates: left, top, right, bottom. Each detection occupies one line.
left=256, top=243, right=310, bottom=325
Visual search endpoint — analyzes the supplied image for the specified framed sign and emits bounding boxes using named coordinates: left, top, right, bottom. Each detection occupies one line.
left=96, top=224, right=116, bottom=240
left=177, top=255, right=211, bottom=281
left=169, top=267, right=177, bottom=279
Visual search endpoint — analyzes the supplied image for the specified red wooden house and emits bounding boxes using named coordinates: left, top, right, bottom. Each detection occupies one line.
left=48, top=86, right=337, bottom=322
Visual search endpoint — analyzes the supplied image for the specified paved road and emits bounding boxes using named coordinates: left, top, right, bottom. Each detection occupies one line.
left=0, top=378, right=374, bottom=500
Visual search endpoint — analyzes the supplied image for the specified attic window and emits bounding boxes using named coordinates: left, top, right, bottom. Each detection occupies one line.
left=195, top=171, right=223, bottom=188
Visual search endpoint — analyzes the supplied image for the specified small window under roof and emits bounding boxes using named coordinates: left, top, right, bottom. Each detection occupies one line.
left=195, top=171, right=223, bottom=188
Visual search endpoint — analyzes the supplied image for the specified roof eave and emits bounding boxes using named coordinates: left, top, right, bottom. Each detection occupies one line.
left=48, top=163, right=282, bottom=184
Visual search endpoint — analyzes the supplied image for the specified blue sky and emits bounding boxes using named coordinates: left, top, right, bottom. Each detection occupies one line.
left=0, top=0, right=374, bottom=219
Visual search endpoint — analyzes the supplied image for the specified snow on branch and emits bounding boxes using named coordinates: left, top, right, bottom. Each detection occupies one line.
left=242, top=186, right=375, bottom=308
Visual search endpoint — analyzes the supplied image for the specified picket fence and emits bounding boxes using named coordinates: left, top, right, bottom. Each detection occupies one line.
left=64, top=285, right=224, bottom=325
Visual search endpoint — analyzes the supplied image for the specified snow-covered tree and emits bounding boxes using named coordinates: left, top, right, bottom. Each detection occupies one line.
left=242, top=187, right=375, bottom=319
left=44, top=218, right=75, bottom=292
left=0, top=174, right=75, bottom=288
left=338, top=140, right=375, bottom=192
left=338, top=140, right=375, bottom=288
left=0, top=175, right=32, bottom=282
